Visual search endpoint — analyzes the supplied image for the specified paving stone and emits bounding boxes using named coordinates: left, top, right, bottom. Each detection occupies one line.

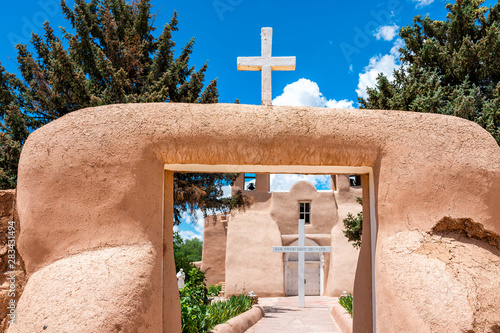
left=247, top=296, right=341, bottom=333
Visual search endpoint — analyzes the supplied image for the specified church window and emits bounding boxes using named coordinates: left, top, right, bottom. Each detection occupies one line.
left=244, top=173, right=256, bottom=191
left=350, top=175, right=362, bottom=186
left=299, top=202, right=311, bottom=224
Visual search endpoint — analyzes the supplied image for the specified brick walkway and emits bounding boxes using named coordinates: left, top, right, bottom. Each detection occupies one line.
left=246, top=296, right=342, bottom=333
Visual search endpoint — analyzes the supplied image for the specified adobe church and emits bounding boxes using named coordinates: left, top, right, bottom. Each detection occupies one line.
left=201, top=173, right=363, bottom=297
left=8, top=24, right=500, bottom=332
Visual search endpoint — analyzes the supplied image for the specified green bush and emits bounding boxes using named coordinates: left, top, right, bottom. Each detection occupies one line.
left=179, top=268, right=209, bottom=333
left=179, top=267, right=253, bottom=333
left=206, top=295, right=252, bottom=329
left=342, top=197, right=363, bottom=249
left=173, top=231, right=202, bottom=284
left=338, top=294, right=353, bottom=317
left=342, top=212, right=363, bottom=249
left=208, top=284, right=222, bottom=297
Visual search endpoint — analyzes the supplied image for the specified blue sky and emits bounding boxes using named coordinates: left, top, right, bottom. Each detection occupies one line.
left=3, top=0, right=496, bottom=106
left=1, top=0, right=497, bottom=239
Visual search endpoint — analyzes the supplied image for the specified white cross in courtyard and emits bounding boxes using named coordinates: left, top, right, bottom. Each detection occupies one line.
left=237, top=27, right=296, bottom=106
left=273, top=219, right=331, bottom=308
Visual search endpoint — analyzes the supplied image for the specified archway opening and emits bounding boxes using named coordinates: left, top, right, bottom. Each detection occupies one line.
left=163, top=164, right=377, bottom=333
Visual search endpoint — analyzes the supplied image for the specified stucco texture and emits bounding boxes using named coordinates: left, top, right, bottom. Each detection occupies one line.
left=14, top=103, right=500, bottom=332
left=270, top=181, right=337, bottom=235
left=9, top=244, right=160, bottom=333
left=225, top=204, right=285, bottom=297
left=201, top=214, right=228, bottom=286
left=325, top=177, right=363, bottom=296
left=0, top=190, right=26, bottom=333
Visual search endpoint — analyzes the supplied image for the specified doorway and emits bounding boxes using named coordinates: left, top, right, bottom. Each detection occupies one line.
left=164, top=164, right=377, bottom=333
left=285, top=238, right=322, bottom=296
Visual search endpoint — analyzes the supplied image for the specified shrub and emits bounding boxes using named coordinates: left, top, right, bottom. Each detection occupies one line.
left=207, top=295, right=253, bottom=328
left=342, top=197, right=363, bottom=249
left=208, top=284, right=222, bottom=297
left=179, top=268, right=209, bottom=333
left=342, top=212, right=363, bottom=249
left=179, top=267, right=253, bottom=333
left=173, top=231, right=202, bottom=284
left=338, top=293, right=353, bottom=317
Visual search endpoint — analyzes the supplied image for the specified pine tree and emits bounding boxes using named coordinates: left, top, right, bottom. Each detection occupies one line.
left=359, top=0, right=500, bottom=145
left=0, top=0, right=246, bottom=222
left=0, top=65, right=33, bottom=189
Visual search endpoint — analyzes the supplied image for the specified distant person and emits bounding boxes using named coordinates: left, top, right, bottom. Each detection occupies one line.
left=176, top=269, right=185, bottom=289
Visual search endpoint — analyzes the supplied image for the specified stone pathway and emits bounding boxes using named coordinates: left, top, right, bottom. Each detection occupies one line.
left=246, top=296, right=342, bottom=333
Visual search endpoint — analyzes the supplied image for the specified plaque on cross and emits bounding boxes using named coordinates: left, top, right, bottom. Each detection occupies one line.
left=272, top=219, right=331, bottom=308
left=237, top=27, right=296, bottom=106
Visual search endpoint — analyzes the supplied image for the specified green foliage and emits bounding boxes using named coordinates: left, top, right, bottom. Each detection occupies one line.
left=174, top=232, right=203, bottom=263
left=173, top=231, right=203, bottom=283
left=173, top=173, right=248, bottom=225
left=17, top=2, right=218, bottom=119
left=180, top=267, right=209, bottom=305
left=342, top=212, right=363, bottom=249
left=179, top=267, right=252, bottom=333
left=338, top=293, right=353, bottom=317
left=208, top=284, right=222, bottom=297
left=0, top=0, right=251, bottom=221
left=179, top=267, right=209, bottom=333
left=343, top=196, right=363, bottom=249
left=359, top=0, right=500, bottom=145
left=0, top=65, right=33, bottom=189
left=207, top=295, right=253, bottom=327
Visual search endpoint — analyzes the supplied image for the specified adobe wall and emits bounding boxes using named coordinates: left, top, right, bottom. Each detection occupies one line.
left=225, top=201, right=285, bottom=297
left=13, top=103, right=500, bottom=332
left=325, top=175, right=363, bottom=296
left=270, top=181, right=338, bottom=235
left=0, top=190, right=16, bottom=332
left=0, top=190, right=26, bottom=333
left=201, top=214, right=228, bottom=286
left=232, top=173, right=272, bottom=202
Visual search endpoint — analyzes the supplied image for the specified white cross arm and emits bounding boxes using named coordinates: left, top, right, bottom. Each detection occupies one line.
left=237, top=56, right=296, bottom=71
left=273, top=246, right=331, bottom=253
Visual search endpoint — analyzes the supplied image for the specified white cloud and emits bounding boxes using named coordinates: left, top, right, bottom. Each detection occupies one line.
left=221, top=185, right=232, bottom=198
left=177, top=209, right=205, bottom=240
left=356, top=38, right=403, bottom=100
left=178, top=230, right=203, bottom=241
left=270, top=174, right=331, bottom=191
left=273, top=78, right=354, bottom=109
left=173, top=224, right=202, bottom=241
left=413, top=0, right=434, bottom=7
left=325, top=99, right=356, bottom=109
left=374, top=24, right=399, bottom=41
left=390, top=38, right=405, bottom=56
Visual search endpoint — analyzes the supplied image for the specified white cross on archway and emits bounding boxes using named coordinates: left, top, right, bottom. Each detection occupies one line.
left=273, top=219, right=331, bottom=307
left=237, top=27, right=296, bottom=106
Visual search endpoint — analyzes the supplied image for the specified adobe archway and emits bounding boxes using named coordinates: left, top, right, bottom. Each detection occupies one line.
left=12, top=103, right=500, bottom=332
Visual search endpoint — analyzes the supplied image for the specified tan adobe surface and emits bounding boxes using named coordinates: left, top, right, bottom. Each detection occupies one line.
left=201, top=214, right=228, bottom=287
left=270, top=181, right=338, bottom=235
left=13, top=103, right=500, bottom=332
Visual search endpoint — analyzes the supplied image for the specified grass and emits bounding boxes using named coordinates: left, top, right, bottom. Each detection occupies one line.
left=338, top=293, right=353, bottom=317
